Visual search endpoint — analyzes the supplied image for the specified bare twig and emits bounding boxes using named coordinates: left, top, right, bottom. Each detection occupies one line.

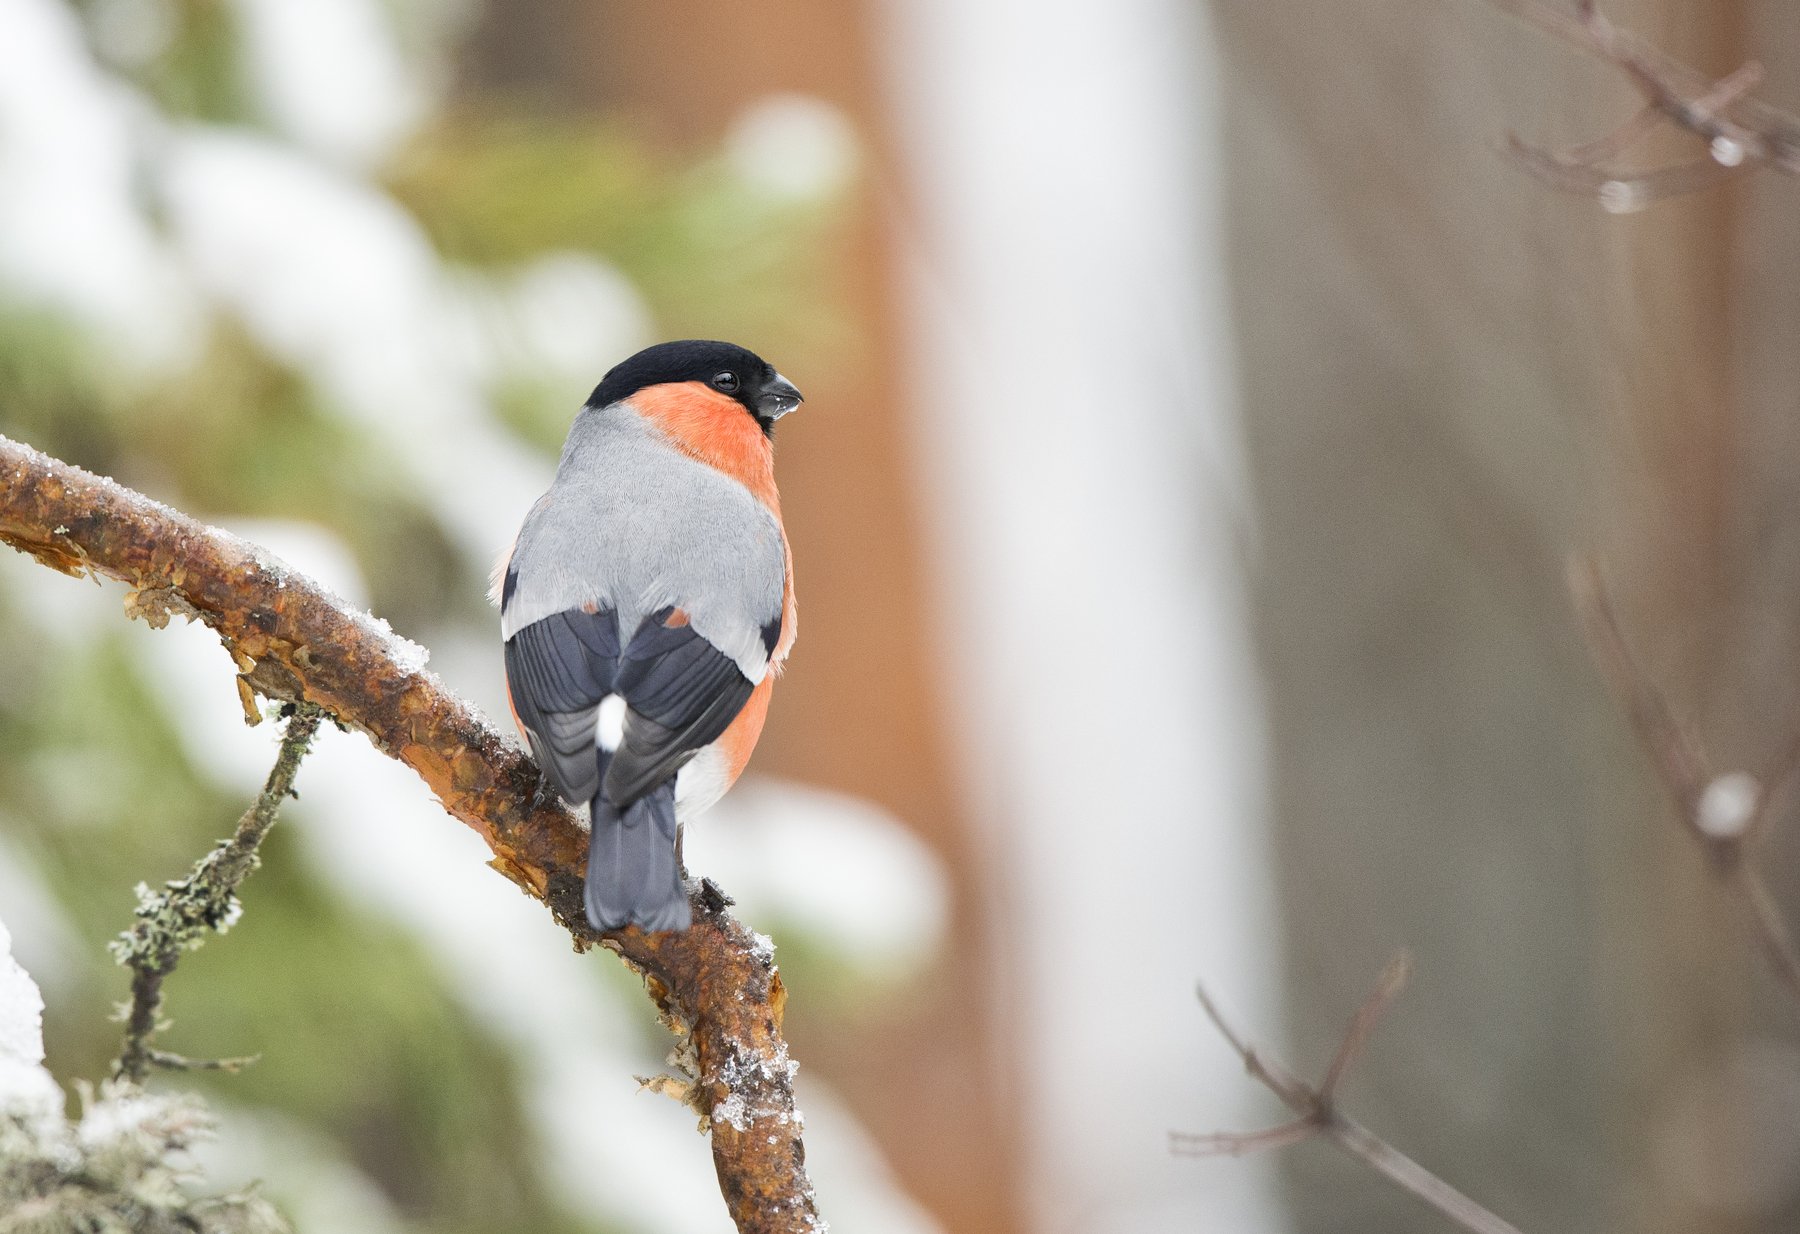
left=111, top=704, right=323, bottom=1084
left=1177, top=954, right=1528, bottom=1234
left=1739, top=868, right=1800, bottom=1006
left=144, top=1048, right=261, bottom=1073
left=0, top=434, right=820, bottom=1234
left=1569, top=555, right=1800, bottom=1007
left=1483, top=0, right=1800, bottom=205
left=1566, top=560, right=1706, bottom=817
left=1503, top=142, right=1747, bottom=213
left=1320, top=950, right=1412, bottom=1099
left=1558, top=104, right=1660, bottom=167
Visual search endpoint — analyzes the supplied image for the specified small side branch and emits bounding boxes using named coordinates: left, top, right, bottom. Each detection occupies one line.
left=111, top=704, right=323, bottom=1083
left=1482, top=0, right=1800, bottom=207
left=1176, top=953, right=1529, bottom=1234
left=1569, top=557, right=1800, bottom=1006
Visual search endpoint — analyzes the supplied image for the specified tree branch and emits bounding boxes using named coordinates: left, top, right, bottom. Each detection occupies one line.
left=0, top=434, right=822, bottom=1234
left=1176, top=953, right=1530, bottom=1234
left=1569, top=556, right=1800, bottom=1008
left=111, top=702, right=322, bottom=1083
left=1482, top=0, right=1800, bottom=207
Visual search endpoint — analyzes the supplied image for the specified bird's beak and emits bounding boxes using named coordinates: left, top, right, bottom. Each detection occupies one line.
left=758, top=373, right=804, bottom=419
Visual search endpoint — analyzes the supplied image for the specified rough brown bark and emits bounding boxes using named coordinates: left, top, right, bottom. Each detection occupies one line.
left=0, top=433, right=822, bottom=1234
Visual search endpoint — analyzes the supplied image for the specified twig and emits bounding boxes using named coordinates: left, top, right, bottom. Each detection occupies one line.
left=1739, top=868, right=1800, bottom=1006
left=1482, top=0, right=1800, bottom=206
left=1176, top=954, right=1528, bottom=1234
left=145, top=1048, right=262, bottom=1073
left=0, top=434, right=820, bottom=1234
left=1319, top=949, right=1411, bottom=1099
left=110, top=704, right=322, bottom=1084
left=1569, top=555, right=1800, bottom=1007
left=1565, top=560, right=1705, bottom=817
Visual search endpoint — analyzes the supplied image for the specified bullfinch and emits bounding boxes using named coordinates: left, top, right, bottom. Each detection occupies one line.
left=496, top=340, right=801, bottom=933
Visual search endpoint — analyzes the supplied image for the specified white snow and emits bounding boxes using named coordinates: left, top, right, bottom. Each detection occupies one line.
left=710, top=1091, right=750, bottom=1132
left=219, top=518, right=370, bottom=609
left=0, top=911, right=64, bottom=1133
left=0, top=917, right=46, bottom=1069
left=0, top=0, right=203, bottom=374
left=726, top=95, right=860, bottom=203
left=229, top=0, right=427, bottom=169
left=356, top=611, right=433, bottom=675
left=157, top=126, right=566, bottom=566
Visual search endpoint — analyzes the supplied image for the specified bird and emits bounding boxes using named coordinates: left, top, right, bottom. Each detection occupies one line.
left=495, top=340, right=801, bottom=933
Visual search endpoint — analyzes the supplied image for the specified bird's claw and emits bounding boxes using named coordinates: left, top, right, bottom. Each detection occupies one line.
left=528, top=769, right=560, bottom=814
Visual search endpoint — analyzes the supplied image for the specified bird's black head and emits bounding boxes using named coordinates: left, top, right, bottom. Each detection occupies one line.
left=587, top=340, right=803, bottom=433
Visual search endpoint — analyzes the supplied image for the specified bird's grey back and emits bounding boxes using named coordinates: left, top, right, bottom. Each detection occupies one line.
left=502, top=403, right=785, bottom=679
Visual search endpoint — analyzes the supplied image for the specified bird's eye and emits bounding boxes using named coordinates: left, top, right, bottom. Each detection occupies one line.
left=713, top=371, right=740, bottom=393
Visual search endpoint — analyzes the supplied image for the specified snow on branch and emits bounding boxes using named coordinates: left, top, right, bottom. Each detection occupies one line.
left=0, top=433, right=823, bottom=1234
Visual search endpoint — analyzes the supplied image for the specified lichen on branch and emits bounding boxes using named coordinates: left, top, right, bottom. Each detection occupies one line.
left=111, top=702, right=324, bottom=1084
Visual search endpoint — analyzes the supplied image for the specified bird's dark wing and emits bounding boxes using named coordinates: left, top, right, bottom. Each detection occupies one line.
left=503, top=607, right=620, bottom=802
left=602, top=607, right=756, bottom=806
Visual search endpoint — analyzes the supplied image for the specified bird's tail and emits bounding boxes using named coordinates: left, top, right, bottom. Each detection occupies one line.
left=584, top=772, right=689, bottom=933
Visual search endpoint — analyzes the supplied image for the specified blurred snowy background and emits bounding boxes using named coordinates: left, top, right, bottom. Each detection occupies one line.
left=0, top=0, right=1278, bottom=1230
left=18, top=0, right=1794, bottom=1232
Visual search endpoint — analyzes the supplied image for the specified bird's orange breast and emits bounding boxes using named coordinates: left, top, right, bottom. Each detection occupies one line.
left=631, top=382, right=781, bottom=512
left=631, top=381, right=797, bottom=667
left=717, top=676, right=775, bottom=786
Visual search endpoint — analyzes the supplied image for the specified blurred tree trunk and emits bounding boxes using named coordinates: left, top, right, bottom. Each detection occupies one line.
left=461, top=7, right=1023, bottom=1234
left=1209, top=0, right=1794, bottom=1230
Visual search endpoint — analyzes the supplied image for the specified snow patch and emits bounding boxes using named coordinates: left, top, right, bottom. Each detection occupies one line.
left=727, top=94, right=860, bottom=203
left=230, top=0, right=427, bottom=168
left=0, top=911, right=64, bottom=1134
left=0, top=0, right=203, bottom=373
left=0, top=916, right=46, bottom=1068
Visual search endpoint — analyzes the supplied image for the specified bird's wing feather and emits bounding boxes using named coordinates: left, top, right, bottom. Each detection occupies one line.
left=502, top=607, right=619, bottom=802
left=504, top=603, right=757, bottom=809
left=602, top=608, right=756, bottom=806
